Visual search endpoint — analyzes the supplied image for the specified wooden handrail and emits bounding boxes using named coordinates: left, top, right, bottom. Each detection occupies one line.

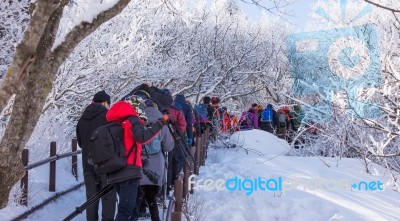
left=171, top=127, right=210, bottom=221
left=20, top=139, right=81, bottom=206
left=24, top=149, right=81, bottom=171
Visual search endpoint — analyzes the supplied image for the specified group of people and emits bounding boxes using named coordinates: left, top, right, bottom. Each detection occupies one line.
left=194, top=98, right=304, bottom=142
left=205, top=101, right=304, bottom=141
left=76, top=85, right=234, bottom=221
left=256, top=104, right=302, bottom=140
left=75, top=84, right=307, bottom=221
left=76, top=85, right=189, bottom=221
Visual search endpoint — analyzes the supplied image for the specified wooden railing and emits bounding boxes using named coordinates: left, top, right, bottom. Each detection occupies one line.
left=16, top=131, right=211, bottom=221
left=171, top=128, right=210, bottom=221
left=20, top=139, right=81, bottom=206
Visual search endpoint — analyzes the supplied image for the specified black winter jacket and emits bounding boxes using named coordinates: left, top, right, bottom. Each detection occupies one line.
left=174, top=94, right=194, bottom=140
left=76, top=103, right=108, bottom=174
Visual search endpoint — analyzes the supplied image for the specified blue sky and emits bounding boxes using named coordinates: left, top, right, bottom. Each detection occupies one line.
left=238, top=0, right=319, bottom=31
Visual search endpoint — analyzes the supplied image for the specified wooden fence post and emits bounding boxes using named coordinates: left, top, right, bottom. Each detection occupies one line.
left=194, top=136, right=201, bottom=175
left=198, top=134, right=202, bottom=168
left=200, top=133, right=205, bottom=166
left=71, top=139, right=78, bottom=181
left=49, top=142, right=56, bottom=192
left=183, top=162, right=189, bottom=198
left=204, top=128, right=209, bottom=160
left=20, top=149, right=29, bottom=206
left=171, top=180, right=183, bottom=221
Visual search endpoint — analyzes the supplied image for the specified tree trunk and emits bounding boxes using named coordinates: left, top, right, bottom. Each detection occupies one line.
left=0, top=0, right=132, bottom=208
left=0, top=58, right=57, bottom=207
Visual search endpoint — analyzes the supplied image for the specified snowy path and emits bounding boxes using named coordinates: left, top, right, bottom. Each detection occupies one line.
left=1, top=130, right=400, bottom=221
left=25, top=186, right=87, bottom=221
left=188, top=130, right=400, bottom=221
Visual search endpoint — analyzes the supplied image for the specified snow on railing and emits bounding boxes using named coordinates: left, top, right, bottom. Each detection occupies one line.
left=20, top=139, right=81, bottom=206
left=15, top=130, right=211, bottom=221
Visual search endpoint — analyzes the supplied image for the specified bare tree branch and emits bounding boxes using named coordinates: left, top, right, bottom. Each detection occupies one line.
left=52, top=0, right=132, bottom=62
left=364, top=0, right=400, bottom=13
left=0, top=0, right=59, bottom=112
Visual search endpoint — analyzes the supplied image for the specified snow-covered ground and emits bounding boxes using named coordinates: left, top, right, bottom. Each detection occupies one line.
left=189, top=130, right=400, bottom=221
left=0, top=156, right=84, bottom=221
left=1, top=129, right=399, bottom=221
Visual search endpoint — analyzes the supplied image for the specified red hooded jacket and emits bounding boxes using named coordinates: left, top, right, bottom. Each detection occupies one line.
left=106, top=101, right=163, bottom=168
left=107, top=101, right=143, bottom=167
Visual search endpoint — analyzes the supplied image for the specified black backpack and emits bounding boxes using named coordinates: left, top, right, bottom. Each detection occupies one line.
left=88, top=118, right=135, bottom=174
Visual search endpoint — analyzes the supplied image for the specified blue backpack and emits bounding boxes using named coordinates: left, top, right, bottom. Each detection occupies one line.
left=142, top=134, right=161, bottom=155
left=278, top=113, right=287, bottom=127
left=261, top=108, right=274, bottom=123
left=194, top=104, right=208, bottom=123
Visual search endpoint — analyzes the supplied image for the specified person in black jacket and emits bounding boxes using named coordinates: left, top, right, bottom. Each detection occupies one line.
left=76, top=90, right=116, bottom=221
left=202, top=96, right=214, bottom=122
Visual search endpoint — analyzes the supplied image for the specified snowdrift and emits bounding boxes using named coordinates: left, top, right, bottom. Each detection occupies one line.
left=229, top=129, right=290, bottom=156
left=191, top=129, right=400, bottom=221
left=1, top=129, right=399, bottom=221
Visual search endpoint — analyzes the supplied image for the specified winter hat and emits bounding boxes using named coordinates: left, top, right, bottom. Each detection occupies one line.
left=267, top=104, right=273, bottom=108
left=162, top=88, right=171, bottom=95
left=126, top=95, right=147, bottom=121
left=93, top=90, right=111, bottom=104
left=211, top=97, right=220, bottom=104
left=203, top=96, right=211, bottom=104
left=251, top=103, right=258, bottom=108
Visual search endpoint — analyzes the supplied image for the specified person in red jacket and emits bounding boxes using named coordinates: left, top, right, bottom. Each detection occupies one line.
left=161, top=89, right=186, bottom=133
left=221, top=107, right=231, bottom=134
left=106, top=101, right=169, bottom=221
left=160, top=88, right=188, bottom=194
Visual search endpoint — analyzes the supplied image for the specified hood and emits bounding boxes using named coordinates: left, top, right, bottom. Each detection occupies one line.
left=144, top=107, right=163, bottom=122
left=82, top=103, right=107, bottom=120
left=161, top=94, right=174, bottom=107
left=174, top=94, right=186, bottom=103
left=106, top=101, right=138, bottom=122
left=203, top=96, right=211, bottom=104
left=248, top=107, right=256, bottom=113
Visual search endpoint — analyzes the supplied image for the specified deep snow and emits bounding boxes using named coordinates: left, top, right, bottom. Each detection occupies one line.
left=189, top=130, right=400, bottom=221
left=1, top=129, right=399, bottom=221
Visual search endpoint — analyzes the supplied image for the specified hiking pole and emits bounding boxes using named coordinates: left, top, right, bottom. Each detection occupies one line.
left=166, top=122, right=195, bottom=171
left=63, top=184, right=114, bottom=221
left=162, top=151, right=168, bottom=221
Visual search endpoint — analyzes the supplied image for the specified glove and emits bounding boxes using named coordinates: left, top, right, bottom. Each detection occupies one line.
left=166, top=113, right=175, bottom=122
left=160, top=113, right=175, bottom=125
left=187, top=138, right=193, bottom=145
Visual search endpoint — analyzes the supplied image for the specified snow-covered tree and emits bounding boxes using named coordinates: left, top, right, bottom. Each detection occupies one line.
left=0, top=0, right=136, bottom=209
left=287, top=0, right=400, bottom=190
left=0, top=0, right=293, bottom=208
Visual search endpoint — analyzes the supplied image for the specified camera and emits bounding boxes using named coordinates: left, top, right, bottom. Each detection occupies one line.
left=287, top=24, right=381, bottom=120
left=142, top=159, right=160, bottom=185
